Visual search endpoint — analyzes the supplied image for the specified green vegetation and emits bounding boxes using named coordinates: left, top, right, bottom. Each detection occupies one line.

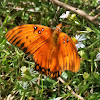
left=0, top=0, right=100, bottom=100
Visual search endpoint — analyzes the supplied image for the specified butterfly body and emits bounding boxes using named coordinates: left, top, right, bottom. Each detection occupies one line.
left=5, top=24, right=80, bottom=78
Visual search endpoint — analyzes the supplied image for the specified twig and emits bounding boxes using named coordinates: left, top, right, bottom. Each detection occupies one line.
left=89, top=5, right=100, bottom=15
left=36, top=75, right=41, bottom=94
left=7, top=91, right=19, bottom=100
left=51, top=0, right=100, bottom=25
left=86, top=36, right=100, bottom=49
left=90, top=85, right=93, bottom=94
left=57, top=77, right=85, bottom=100
left=93, top=14, right=100, bottom=20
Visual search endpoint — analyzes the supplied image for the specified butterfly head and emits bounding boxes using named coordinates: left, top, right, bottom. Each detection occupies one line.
left=53, top=23, right=62, bottom=35
left=56, top=23, right=62, bottom=32
left=56, top=23, right=62, bottom=28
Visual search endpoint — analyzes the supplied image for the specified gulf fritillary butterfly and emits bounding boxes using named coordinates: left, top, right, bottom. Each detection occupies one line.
left=5, top=23, right=80, bottom=78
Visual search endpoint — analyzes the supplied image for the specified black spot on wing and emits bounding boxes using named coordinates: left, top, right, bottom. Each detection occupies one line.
left=26, top=36, right=28, bottom=39
left=52, top=71, right=60, bottom=78
left=47, top=69, right=51, bottom=75
left=35, top=63, right=40, bottom=71
left=23, top=47, right=27, bottom=52
left=12, top=37, right=19, bottom=44
left=63, top=41, right=65, bottom=44
left=67, top=39, right=69, bottom=42
left=15, top=40, right=21, bottom=45
left=38, top=30, right=41, bottom=34
left=41, top=68, right=46, bottom=74
left=41, top=28, right=44, bottom=31
left=20, top=43, right=25, bottom=48
left=34, top=26, right=37, bottom=31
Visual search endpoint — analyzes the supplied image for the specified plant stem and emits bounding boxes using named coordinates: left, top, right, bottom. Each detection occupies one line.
left=86, top=37, right=100, bottom=49
left=91, top=57, right=94, bottom=73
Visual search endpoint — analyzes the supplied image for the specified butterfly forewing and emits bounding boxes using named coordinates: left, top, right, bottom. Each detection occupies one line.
left=5, top=24, right=52, bottom=53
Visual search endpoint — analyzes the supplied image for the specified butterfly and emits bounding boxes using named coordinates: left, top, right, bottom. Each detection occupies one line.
left=5, top=23, right=80, bottom=78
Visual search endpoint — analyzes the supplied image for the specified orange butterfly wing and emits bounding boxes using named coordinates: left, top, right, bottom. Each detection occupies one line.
left=57, top=32, right=80, bottom=73
left=5, top=24, right=80, bottom=78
